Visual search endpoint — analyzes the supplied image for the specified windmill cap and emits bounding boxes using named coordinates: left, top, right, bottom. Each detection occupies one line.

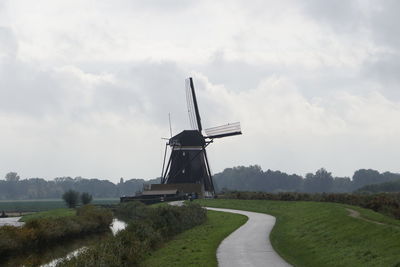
left=169, top=130, right=205, bottom=146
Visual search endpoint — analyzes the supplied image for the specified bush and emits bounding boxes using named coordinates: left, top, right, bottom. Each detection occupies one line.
left=221, top=191, right=400, bottom=219
left=58, top=202, right=207, bottom=266
left=0, top=205, right=112, bottom=259
left=114, top=201, right=150, bottom=222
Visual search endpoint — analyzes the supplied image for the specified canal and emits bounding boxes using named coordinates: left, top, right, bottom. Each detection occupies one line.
left=0, top=217, right=127, bottom=267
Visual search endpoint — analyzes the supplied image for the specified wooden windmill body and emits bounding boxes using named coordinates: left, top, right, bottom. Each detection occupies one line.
left=160, top=78, right=242, bottom=197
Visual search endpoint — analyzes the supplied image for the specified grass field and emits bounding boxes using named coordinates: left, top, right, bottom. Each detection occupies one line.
left=19, top=208, right=76, bottom=222
left=196, top=199, right=400, bottom=267
left=141, top=210, right=247, bottom=267
left=0, top=198, right=119, bottom=212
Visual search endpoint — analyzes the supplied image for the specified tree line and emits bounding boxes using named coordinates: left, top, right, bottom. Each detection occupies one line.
left=1, top=166, right=399, bottom=199
left=213, top=165, right=400, bottom=193
left=0, top=172, right=160, bottom=200
left=356, top=179, right=400, bottom=193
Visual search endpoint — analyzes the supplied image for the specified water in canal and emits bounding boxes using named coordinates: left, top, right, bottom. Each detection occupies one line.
left=0, top=216, right=24, bottom=227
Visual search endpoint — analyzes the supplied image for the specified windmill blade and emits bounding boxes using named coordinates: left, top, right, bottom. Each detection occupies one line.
left=205, top=122, right=242, bottom=139
left=185, top=80, right=197, bottom=130
left=185, top=77, right=203, bottom=132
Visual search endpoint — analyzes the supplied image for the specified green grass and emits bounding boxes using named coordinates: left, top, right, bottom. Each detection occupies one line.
left=141, top=210, right=247, bottom=267
left=196, top=199, right=400, bottom=267
left=19, top=208, right=76, bottom=222
left=0, top=198, right=119, bottom=212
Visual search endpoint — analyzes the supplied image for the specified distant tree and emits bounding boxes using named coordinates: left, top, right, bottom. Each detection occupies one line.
left=356, top=179, right=400, bottom=193
left=381, top=171, right=400, bottom=183
left=62, top=190, right=80, bottom=208
left=5, top=172, right=20, bottom=182
left=303, top=168, right=334, bottom=193
left=332, top=177, right=352, bottom=193
left=352, top=169, right=381, bottom=190
left=213, top=165, right=304, bottom=193
left=81, top=192, right=93, bottom=205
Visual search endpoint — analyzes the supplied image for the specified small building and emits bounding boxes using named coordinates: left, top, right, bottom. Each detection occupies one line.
left=149, top=183, right=204, bottom=198
left=141, top=189, right=178, bottom=199
left=120, top=183, right=204, bottom=204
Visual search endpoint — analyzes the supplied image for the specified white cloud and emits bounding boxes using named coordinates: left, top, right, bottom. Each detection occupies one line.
left=193, top=75, right=400, bottom=177
left=1, top=0, right=400, bottom=181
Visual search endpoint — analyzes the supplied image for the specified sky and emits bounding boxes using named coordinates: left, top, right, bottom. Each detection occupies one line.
left=1, top=0, right=400, bottom=183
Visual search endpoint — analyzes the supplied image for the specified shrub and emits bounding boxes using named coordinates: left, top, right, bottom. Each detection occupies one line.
left=114, top=201, right=150, bottom=222
left=58, top=202, right=207, bottom=266
left=0, top=205, right=112, bottom=260
left=221, top=191, right=400, bottom=219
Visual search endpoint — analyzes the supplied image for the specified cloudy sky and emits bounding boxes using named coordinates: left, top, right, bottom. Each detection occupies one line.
left=1, top=0, right=400, bottom=182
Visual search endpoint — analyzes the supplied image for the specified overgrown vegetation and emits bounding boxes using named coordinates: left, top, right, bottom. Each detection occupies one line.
left=58, top=201, right=207, bottom=266
left=142, top=210, right=247, bottom=267
left=220, top=191, right=400, bottom=219
left=197, top=199, right=400, bottom=267
left=0, top=205, right=112, bottom=260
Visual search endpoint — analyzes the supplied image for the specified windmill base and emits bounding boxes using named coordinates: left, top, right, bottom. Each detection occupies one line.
left=120, top=183, right=214, bottom=205
left=149, top=183, right=207, bottom=198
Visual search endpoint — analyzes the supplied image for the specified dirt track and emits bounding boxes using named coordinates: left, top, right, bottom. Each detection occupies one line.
left=346, top=208, right=385, bottom=225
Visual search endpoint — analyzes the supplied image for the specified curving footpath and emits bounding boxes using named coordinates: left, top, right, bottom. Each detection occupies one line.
left=206, top=207, right=291, bottom=267
left=169, top=201, right=290, bottom=266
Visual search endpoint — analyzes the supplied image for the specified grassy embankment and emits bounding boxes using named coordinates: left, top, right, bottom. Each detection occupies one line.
left=19, top=208, right=75, bottom=222
left=142, top=210, right=247, bottom=267
left=0, top=198, right=119, bottom=213
left=196, top=199, right=400, bottom=267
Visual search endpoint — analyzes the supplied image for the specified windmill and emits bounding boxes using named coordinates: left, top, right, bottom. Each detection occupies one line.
left=160, top=77, right=242, bottom=197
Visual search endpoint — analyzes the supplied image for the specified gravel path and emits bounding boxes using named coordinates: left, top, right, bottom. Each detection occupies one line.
left=207, top=207, right=291, bottom=267
left=169, top=201, right=290, bottom=266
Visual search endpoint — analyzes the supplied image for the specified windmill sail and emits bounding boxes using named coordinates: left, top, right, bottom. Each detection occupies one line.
left=161, top=77, right=242, bottom=197
left=185, top=77, right=202, bottom=132
left=205, top=122, right=242, bottom=139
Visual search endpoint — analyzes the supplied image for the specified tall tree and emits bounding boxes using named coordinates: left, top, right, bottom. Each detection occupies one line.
left=5, top=172, right=20, bottom=182
left=332, top=177, right=352, bottom=193
left=62, top=190, right=80, bottom=208
left=303, top=168, right=334, bottom=193
left=352, top=169, right=381, bottom=190
left=81, top=192, right=93, bottom=205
